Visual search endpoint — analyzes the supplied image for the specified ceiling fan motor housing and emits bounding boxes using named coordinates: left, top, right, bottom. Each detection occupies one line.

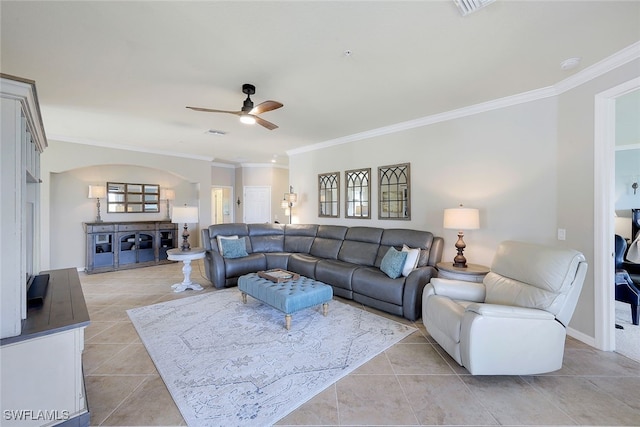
left=241, top=83, right=256, bottom=112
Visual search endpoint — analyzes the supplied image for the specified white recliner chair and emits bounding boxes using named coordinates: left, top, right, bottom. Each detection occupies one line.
left=422, top=240, right=587, bottom=375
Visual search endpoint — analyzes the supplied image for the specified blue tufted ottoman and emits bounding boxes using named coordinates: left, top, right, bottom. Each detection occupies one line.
left=238, top=272, right=333, bottom=330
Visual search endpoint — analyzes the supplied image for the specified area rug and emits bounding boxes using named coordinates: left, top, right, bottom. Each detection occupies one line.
left=127, top=289, right=416, bottom=426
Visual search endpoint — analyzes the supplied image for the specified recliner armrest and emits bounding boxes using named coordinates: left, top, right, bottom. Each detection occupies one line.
left=429, top=278, right=486, bottom=302
left=466, top=303, right=555, bottom=320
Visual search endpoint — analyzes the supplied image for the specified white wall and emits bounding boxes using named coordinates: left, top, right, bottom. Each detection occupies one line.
left=290, top=98, right=559, bottom=268
left=49, top=165, right=198, bottom=270
left=289, top=57, right=640, bottom=342
left=41, top=140, right=213, bottom=270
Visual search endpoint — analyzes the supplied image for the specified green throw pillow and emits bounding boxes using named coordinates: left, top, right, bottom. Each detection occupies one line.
left=380, top=247, right=408, bottom=279
left=221, top=237, right=248, bottom=259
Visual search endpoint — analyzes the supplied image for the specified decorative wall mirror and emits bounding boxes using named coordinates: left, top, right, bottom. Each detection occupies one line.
left=318, top=172, right=340, bottom=218
left=107, top=182, right=160, bottom=213
left=378, top=163, right=410, bottom=220
left=345, top=168, right=371, bottom=219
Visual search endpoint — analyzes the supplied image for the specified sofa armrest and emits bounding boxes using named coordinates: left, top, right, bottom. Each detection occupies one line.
left=203, top=250, right=226, bottom=289
left=402, top=266, right=437, bottom=321
left=465, top=303, right=555, bottom=320
left=429, top=277, right=486, bottom=302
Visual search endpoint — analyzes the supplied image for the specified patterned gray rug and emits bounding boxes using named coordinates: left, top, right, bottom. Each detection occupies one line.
left=127, top=288, right=416, bottom=426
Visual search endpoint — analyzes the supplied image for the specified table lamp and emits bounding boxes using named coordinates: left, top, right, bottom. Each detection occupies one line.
left=172, top=205, right=199, bottom=251
left=160, top=188, right=175, bottom=220
left=443, top=205, right=480, bottom=268
left=88, top=185, right=106, bottom=222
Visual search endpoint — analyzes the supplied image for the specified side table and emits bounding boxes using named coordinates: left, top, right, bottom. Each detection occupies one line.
left=436, top=262, right=490, bottom=283
left=167, top=247, right=206, bottom=292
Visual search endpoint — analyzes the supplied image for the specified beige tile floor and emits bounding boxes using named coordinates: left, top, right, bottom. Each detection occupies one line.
left=81, top=261, right=640, bottom=426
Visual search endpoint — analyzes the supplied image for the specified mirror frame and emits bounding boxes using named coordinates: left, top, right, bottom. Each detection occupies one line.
left=318, top=172, right=340, bottom=218
left=378, top=163, right=411, bottom=220
left=345, top=168, right=371, bottom=219
left=107, top=182, right=160, bottom=213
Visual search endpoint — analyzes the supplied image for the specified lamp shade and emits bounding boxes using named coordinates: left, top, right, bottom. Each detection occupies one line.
left=160, top=188, right=175, bottom=201
left=88, top=185, right=106, bottom=199
left=443, top=207, right=480, bottom=230
left=172, top=206, right=198, bottom=224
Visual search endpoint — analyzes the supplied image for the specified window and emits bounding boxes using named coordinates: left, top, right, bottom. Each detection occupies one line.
left=345, top=168, right=370, bottom=219
left=107, top=182, right=160, bottom=213
left=318, top=172, right=340, bottom=218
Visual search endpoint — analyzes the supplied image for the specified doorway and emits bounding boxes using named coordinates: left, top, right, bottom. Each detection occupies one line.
left=243, top=186, right=271, bottom=224
left=594, top=77, right=640, bottom=353
left=211, top=186, right=233, bottom=225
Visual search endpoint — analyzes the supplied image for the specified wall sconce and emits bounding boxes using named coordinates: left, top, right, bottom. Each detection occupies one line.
left=633, top=182, right=638, bottom=195
left=281, top=185, right=298, bottom=224
left=443, top=204, right=480, bottom=268
left=171, top=205, right=199, bottom=251
left=236, top=197, right=241, bottom=207
left=160, top=188, right=175, bottom=221
left=88, top=185, right=106, bottom=223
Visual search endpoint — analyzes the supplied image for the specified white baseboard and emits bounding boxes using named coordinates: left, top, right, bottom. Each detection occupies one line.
left=567, top=326, right=597, bottom=348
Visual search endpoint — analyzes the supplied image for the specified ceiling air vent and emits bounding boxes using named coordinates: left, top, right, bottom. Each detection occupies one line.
left=453, top=0, right=496, bottom=16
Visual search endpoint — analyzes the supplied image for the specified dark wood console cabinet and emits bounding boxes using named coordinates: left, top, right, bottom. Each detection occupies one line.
left=84, top=221, right=178, bottom=273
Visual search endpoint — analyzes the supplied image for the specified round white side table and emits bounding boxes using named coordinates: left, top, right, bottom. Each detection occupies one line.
left=167, top=247, right=206, bottom=292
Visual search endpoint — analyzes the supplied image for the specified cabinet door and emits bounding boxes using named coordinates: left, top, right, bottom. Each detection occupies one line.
left=118, top=233, right=137, bottom=265
left=137, top=232, right=155, bottom=263
left=93, top=233, right=114, bottom=268
left=158, top=228, right=175, bottom=261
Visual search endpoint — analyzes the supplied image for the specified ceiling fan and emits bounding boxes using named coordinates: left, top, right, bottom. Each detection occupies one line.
left=186, top=83, right=283, bottom=130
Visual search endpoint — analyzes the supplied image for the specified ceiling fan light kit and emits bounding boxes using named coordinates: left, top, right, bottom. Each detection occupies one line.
left=186, top=83, right=283, bottom=130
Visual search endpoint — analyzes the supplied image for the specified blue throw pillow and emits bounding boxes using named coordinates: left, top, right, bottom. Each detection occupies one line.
left=220, top=237, right=248, bottom=259
left=380, top=247, right=408, bottom=279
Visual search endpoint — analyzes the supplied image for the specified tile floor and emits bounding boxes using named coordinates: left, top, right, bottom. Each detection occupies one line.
left=81, top=261, right=640, bottom=426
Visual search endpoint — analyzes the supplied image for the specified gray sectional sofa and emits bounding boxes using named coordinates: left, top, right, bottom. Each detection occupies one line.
left=201, top=223, right=443, bottom=321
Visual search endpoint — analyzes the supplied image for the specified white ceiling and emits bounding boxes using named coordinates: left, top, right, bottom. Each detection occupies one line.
left=2, top=1, right=639, bottom=165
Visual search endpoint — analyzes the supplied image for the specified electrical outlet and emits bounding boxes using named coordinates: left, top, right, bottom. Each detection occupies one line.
left=557, top=228, right=566, bottom=241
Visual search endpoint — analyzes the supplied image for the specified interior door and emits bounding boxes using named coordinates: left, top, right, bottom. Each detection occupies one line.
left=243, top=186, right=271, bottom=224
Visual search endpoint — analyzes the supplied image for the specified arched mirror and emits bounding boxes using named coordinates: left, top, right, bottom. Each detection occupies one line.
left=318, top=172, right=340, bottom=218
left=345, top=168, right=370, bottom=219
left=378, top=163, right=410, bottom=220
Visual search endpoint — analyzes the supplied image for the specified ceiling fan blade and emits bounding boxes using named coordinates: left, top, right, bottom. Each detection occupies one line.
left=254, top=115, right=279, bottom=130
left=186, top=106, right=241, bottom=115
left=250, top=100, right=283, bottom=115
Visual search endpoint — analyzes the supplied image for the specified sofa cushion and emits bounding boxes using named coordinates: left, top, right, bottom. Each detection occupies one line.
left=402, top=244, right=420, bottom=277
left=378, top=229, right=434, bottom=267
left=380, top=247, right=408, bottom=279
left=221, top=237, right=249, bottom=259
left=217, top=235, right=238, bottom=255
left=287, top=253, right=319, bottom=279
left=224, top=253, right=266, bottom=277
left=284, top=224, right=318, bottom=253
left=248, top=223, right=284, bottom=253
left=352, top=267, right=405, bottom=305
left=316, top=259, right=359, bottom=291
left=338, top=227, right=383, bottom=266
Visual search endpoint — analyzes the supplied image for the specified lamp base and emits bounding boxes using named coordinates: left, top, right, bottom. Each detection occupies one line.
left=180, top=224, right=191, bottom=251
left=452, top=231, right=468, bottom=268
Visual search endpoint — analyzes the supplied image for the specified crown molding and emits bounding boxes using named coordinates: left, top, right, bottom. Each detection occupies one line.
left=554, top=40, right=640, bottom=95
left=48, top=134, right=214, bottom=162
left=239, top=162, right=289, bottom=170
left=210, top=161, right=237, bottom=169
left=288, top=40, right=640, bottom=158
